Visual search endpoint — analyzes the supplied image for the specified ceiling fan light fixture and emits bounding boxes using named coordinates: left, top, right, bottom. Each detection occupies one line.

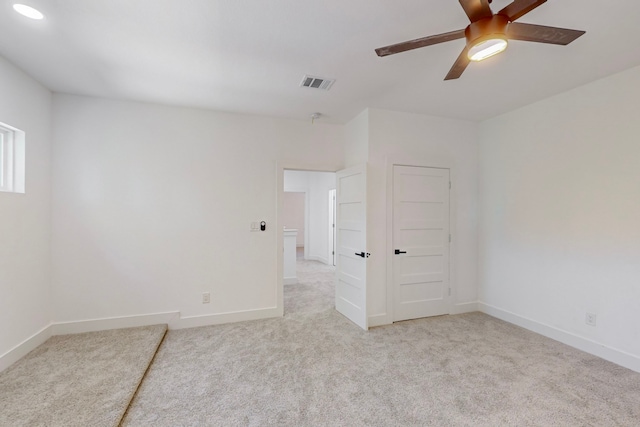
left=468, top=38, right=508, bottom=62
left=376, top=1, right=585, bottom=80
left=13, top=3, right=44, bottom=20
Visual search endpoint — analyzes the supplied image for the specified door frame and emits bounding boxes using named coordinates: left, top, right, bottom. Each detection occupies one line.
left=276, top=162, right=341, bottom=317
left=329, top=189, right=337, bottom=266
left=385, top=155, right=458, bottom=324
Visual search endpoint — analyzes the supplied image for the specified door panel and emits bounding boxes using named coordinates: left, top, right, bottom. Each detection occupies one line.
left=393, top=165, right=450, bottom=322
left=335, top=164, right=367, bottom=330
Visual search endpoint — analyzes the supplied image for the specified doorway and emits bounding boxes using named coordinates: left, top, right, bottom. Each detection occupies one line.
left=282, top=170, right=337, bottom=316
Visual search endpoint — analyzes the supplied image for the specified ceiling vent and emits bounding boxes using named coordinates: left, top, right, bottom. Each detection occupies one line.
left=300, top=75, right=335, bottom=91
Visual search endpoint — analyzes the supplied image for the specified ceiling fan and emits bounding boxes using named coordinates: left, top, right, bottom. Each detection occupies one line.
left=375, top=0, right=585, bottom=80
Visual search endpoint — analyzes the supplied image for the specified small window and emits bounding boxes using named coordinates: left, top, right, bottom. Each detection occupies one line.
left=0, top=122, right=25, bottom=194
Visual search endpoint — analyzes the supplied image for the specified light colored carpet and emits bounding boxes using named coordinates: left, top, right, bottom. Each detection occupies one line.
left=284, top=259, right=335, bottom=315
left=0, top=324, right=167, bottom=427
left=122, top=264, right=640, bottom=426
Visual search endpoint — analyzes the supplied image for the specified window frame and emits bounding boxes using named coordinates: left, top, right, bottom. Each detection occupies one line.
left=0, top=122, right=25, bottom=194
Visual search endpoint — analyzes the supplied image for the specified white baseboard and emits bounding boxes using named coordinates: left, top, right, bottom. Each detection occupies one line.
left=451, top=301, right=478, bottom=315
left=368, top=313, right=391, bottom=328
left=306, top=256, right=330, bottom=265
left=478, top=302, right=640, bottom=373
left=28, top=306, right=281, bottom=335
left=51, top=311, right=180, bottom=335
left=284, top=277, right=298, bottom=285
left=0, top=324, right=52, bottom=373
left=172, top=307, right=281, bottom=330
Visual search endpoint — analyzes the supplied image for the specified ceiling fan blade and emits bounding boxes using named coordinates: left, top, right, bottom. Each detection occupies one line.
left=444, top=46, right=470, bottom=80
left=375, top=29, right=466, bottom=57
left=459, top=0, right=493, bottom=23
left=507, top=22, right=586, bottom=45
left=497, top=0, right=547, bottom=22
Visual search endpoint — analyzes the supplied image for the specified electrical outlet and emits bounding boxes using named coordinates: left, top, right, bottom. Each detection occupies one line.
left=202, top=292, right=210, bottom=304
left=585, top=312, right=597, bottom=326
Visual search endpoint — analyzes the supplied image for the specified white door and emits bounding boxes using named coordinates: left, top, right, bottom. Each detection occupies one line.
left=335, top=164, right=368, bottom=330
left=393, top=166, right=450, bottom=322
left=329, top=189, right=337, bottom=266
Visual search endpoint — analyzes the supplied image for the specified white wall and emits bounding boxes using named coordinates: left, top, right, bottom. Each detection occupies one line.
left=283, top=170, right=309, bottom=250
left=366, top=108, right=479, bottom=324
left=344, top=109, right=368, bottom=167
left=0, top=56, right=52, bottom=366
left=478, top=65, right=640, bottom=370
left=283, top=170, right=310, bottom=192
left=51, top=94, right=344, bottom=324
left=6, top=44, right=636, bottom=375
left=284, top=170, right=336, bottom=263
left=282, top=192, right=305, bottom=246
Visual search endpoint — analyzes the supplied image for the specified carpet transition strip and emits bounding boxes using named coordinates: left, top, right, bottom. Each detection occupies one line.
left=0, top=324, right=167, bottom=427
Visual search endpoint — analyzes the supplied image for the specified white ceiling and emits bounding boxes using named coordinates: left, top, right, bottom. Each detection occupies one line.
left=1, top=0, right=639, bottom=123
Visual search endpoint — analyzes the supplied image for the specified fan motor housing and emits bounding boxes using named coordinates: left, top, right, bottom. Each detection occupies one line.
left=465, top=15, right=509, bottom=46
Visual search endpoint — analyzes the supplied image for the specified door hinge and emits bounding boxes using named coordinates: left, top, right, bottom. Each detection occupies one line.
left=332, top=251, right=335, bottom=255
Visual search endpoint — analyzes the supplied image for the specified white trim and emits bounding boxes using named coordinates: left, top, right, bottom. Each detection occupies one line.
left=450, top=302, right=478, bottom=314
left=328, top=188, right=337, bottom=266
left=0, top=122, right=25, bottom=194
left=0, top=128, right=12, bottom=192
left=478, top=302, right=640, bottom=373
left=0, top=324, right=52, bottom=373
left=51, top=307, right=283, bottom=333
left=304, top=191, right=310, bottom=260
left=368, top=313, right=390, bottom=328
left=171, top=307, right=281, bottom=330
left=51, top=311, right=180, bottom=335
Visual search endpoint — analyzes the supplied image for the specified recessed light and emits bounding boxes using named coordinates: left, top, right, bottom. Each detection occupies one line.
left=13, top=4, right=44, bottom=20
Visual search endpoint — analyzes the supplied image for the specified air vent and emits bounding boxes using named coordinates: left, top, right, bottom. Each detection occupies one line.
left=300, top=75, right=335, bottom=91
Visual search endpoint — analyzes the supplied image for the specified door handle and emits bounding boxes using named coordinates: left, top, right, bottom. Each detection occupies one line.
left=355, top=252, right=371, bottom=258
left=394, top=249, right=407, bottom=255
